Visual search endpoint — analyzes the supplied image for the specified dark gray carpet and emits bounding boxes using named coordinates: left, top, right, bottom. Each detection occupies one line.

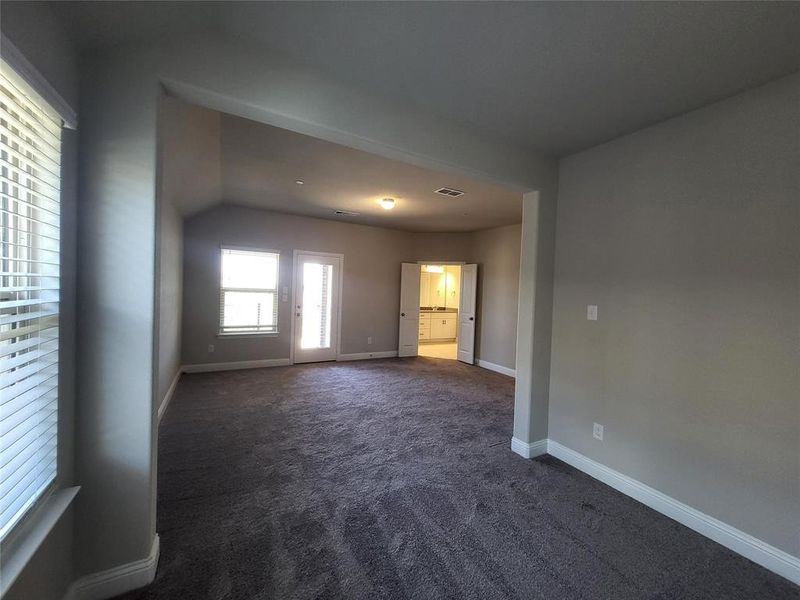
left=117, top=358, right=797, bottom=600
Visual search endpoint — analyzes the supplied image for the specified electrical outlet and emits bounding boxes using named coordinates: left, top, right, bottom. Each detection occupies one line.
left=208, top=344, right=215, bottom=353
left=587, top=305, right=598, bottom=321
left=593, top=422, right=604, bottom=441
left=367, top=336, right=373, bottom=345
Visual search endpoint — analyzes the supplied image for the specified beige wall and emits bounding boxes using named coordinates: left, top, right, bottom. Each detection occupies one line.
left=549, top=73, right=800, bottom=556
left=182, top=205, right=521, bottom=369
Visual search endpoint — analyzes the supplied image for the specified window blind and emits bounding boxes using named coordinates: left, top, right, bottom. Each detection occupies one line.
left=0, top=62, right=61, bottom=539
left=219, top=248, right=279, bottom=334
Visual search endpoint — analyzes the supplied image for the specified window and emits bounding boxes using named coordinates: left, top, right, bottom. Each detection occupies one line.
left=219, top=248, right=279, bottom=335
left=0, top=62, right=63, bottom=538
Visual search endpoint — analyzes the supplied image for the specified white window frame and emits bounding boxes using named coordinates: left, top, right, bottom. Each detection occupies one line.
left=219, top=246, right=280, bottom=336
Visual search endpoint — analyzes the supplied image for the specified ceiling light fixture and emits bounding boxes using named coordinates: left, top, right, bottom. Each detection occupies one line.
left=379, top=197, right=396, bottom=210
left=295, top=179, right=304, bottom=185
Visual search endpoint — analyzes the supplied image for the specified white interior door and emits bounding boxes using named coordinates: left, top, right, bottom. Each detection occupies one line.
left=398, top=263, right=421, bottom=357
left=293, top=252, right=342, bottom=363
left=458, top=264, right=478, bottom=364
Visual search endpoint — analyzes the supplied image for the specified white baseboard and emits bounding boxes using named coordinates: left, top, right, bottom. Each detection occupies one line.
left=64, top=535, right=159, bottom=600
left=477, top=359, right=516, bottom=378
left=510, top=437, right=548, bottom=459
left=543, top=440, right=800, bottom=585
left=157, top=370, right=181, bottom=423
left=337, top=351, right=398, bottom=361
left=181, top=358, right=291, bottom=373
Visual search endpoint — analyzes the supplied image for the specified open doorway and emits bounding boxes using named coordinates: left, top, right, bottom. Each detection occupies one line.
left=418, top=264, right=461, bottom=359
left=399, top=262, right=477, bottom=363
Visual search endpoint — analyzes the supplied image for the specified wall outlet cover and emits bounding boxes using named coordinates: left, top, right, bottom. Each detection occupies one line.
left=208, top=344, right=215, bottom=353
left=593, top=422, right=604, bottom=440
left=587, top=305, right=598, bottom=321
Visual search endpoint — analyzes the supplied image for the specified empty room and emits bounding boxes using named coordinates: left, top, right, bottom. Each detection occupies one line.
left=0, top=3, right=797, bottom=600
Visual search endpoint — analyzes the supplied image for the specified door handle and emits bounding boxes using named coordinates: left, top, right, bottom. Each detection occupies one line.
left=401, top=312, right=406, bottom=317
left=469, top=317, right=474, bottom=321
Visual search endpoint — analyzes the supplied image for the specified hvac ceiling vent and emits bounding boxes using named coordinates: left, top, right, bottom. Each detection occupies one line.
left=435, top=187, right=465, bottom=197
left=334, top=209, right=360, bottom=216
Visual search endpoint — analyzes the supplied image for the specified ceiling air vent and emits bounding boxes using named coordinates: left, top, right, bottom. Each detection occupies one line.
left=334, top=209, right=360, bottom=216
left=435, top=187, right=464, bottom=197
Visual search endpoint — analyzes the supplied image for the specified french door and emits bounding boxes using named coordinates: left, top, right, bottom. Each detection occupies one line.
left=292, top=252, right=342, bottom=363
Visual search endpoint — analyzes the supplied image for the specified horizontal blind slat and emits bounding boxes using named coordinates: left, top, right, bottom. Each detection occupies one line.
left=0, top=105, right=61, bottom=151
left=0, top=129, right=61, bottom=170
left=0, top=458, right=56, bottom=527
left=1, top=398, right=57, bottom=452
left=0, top=82, right=62, bottom=138
left=0, top=195, right=61, bottom=222
left=0, top=159, right=60, bottom=194
left=0, top=431, right=56, bottom=498
left=1, top=366, right=58, bottom=402
left=0, top=400, right=57, bottom=453
left=0, top=144, right=60, bottom=185
left=0, top=346, right=58, bottom=375
left=0, top=309, right=59, bottom=327
left=0, top=355, right=57, bottom=388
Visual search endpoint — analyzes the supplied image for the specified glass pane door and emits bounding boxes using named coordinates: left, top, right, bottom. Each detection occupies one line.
left=300, top=262, right=333, bottom=350
left=293, top=253, right=341, bottom=363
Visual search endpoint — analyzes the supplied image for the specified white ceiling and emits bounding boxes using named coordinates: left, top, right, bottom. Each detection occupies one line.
left=218, top=110, right=521, bottom=232
left=52, top=1, right=800, bottom=156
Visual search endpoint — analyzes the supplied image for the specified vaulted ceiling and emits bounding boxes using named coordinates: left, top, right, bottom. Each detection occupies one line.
left=53, top=1, right=800, bottom=157
left=162, top=97, right=521, bottom=232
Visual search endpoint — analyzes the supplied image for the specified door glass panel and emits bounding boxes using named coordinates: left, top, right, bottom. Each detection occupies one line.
left=300, top=262, right=333, bottom=349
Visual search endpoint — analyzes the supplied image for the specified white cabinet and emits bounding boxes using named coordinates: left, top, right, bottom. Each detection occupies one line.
left=430, top=315, right=457, bottom=340
left=418, top=313, right=431, bottom=340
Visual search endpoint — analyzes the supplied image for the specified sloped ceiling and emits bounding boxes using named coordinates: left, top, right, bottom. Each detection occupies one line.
left=163, top=97, right=521, bottom=232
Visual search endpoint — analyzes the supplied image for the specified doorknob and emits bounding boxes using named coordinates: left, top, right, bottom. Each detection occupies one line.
left=469, top=317, right=474, bottom=321
left=401, top=312, right=406, bottom=317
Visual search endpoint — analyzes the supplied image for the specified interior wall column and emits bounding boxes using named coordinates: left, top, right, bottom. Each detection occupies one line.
left=512, top=188, right=557, bottom=457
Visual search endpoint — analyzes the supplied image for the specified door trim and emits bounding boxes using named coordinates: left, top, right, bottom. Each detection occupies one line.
left=290, top=250, right=344, bottom=364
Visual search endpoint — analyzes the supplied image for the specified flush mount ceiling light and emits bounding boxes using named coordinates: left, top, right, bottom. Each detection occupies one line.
left=379, top=197, right=396, bottom=210
left=295, top=179, right=304, bottom=185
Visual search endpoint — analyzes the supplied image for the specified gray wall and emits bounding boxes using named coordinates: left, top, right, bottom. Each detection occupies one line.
left=182, top=205, right=408, bottom=363
left=74, top=44, right=161, bottom=577
left=548, top=73, right=800, bottom=556
left=12, top=26, right=552, bottom=585
left=1, top=3, right=79, bottom=600
left=473, top=224, right=522, bottom=371
left=154, top=195, right=184, bottom=409
left=182, top=205, right=522, bottom=369
left=155, top=96, right=221, bottom=408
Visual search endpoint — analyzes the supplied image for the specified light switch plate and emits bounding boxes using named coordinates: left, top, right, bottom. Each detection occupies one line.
left=593, top=422, right=604, bottom=441
left=587, top=305, right=598, bottom=321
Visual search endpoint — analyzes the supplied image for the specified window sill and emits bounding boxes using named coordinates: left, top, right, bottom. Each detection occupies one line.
left=217, top=332, right=279, bottom=338
left=0, top=486, right=80, bottom=595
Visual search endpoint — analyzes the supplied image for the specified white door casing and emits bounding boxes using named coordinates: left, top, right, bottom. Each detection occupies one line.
left=292, top=251, right=343, bottom=363
left=458, top=264, right=478, bottom=364
left=398, top=263, right=421, bottom=357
